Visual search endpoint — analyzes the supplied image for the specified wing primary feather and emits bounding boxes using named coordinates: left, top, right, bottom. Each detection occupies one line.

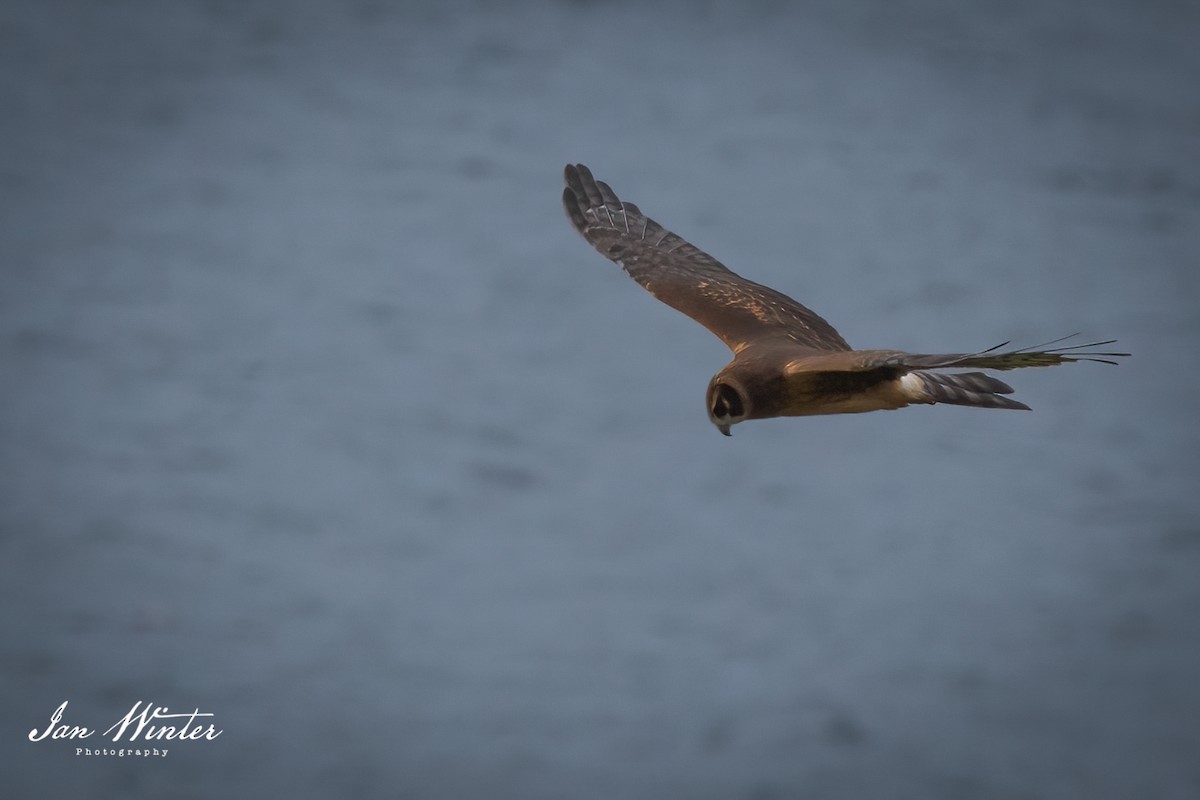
left=1009, top=332, right=1083, bottom=353
left=974, top=340, right=1011, bottom=355
left=595, top=179, right=621, bottom=206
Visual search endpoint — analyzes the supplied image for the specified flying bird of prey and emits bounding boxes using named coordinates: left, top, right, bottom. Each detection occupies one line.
left=562, top=164, right=1128, bottom=436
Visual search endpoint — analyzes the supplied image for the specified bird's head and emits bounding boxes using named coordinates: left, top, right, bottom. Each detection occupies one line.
left=706, top=377, right=747, bottom=436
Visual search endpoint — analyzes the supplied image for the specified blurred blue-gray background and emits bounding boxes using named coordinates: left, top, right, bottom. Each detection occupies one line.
left=2, top=1, right=1198, bottom=797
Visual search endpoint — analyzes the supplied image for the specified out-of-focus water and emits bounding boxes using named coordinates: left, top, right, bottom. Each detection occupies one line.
left=2, top=1, right=1197, bottom=798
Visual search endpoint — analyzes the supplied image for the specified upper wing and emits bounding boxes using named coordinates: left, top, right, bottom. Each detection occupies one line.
left=563, top=164, right=850, bottom=354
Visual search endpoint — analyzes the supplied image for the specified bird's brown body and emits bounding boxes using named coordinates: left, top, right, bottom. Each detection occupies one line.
left=562, top=163, right=1128, bottom=435
left=713, top=349, right=904, bottom=420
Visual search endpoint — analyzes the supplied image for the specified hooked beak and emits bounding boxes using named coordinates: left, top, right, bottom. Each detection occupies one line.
left=717, top=423, right=731, bottom=437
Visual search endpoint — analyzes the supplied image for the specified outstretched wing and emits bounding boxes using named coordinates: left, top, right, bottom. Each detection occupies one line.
left=828, top=336, right=1130, bottom=373
left=563, top=163, right=850, bottom=354
left=885, top=336, right=1130, bottom=371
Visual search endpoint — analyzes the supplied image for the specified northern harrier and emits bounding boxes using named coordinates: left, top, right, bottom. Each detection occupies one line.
left=563, top=164, right=1128, bottom=436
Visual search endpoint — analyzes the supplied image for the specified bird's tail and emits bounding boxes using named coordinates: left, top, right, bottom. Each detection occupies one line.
left=905, top=371, right=1031, bottom=411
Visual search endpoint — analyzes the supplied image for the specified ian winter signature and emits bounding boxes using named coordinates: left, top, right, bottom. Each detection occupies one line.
left=29, top=701, right=223, bottom=751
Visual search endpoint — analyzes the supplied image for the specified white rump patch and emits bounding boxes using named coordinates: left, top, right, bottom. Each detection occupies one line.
left=899, top=372, right=927, bottom=400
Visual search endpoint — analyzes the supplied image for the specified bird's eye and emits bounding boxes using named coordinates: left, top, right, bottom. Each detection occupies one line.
left=712, top=384, right=744, bottom=419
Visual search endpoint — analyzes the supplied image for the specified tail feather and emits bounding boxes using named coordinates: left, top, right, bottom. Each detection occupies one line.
left=907, top=371, right=1031, bottom=411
